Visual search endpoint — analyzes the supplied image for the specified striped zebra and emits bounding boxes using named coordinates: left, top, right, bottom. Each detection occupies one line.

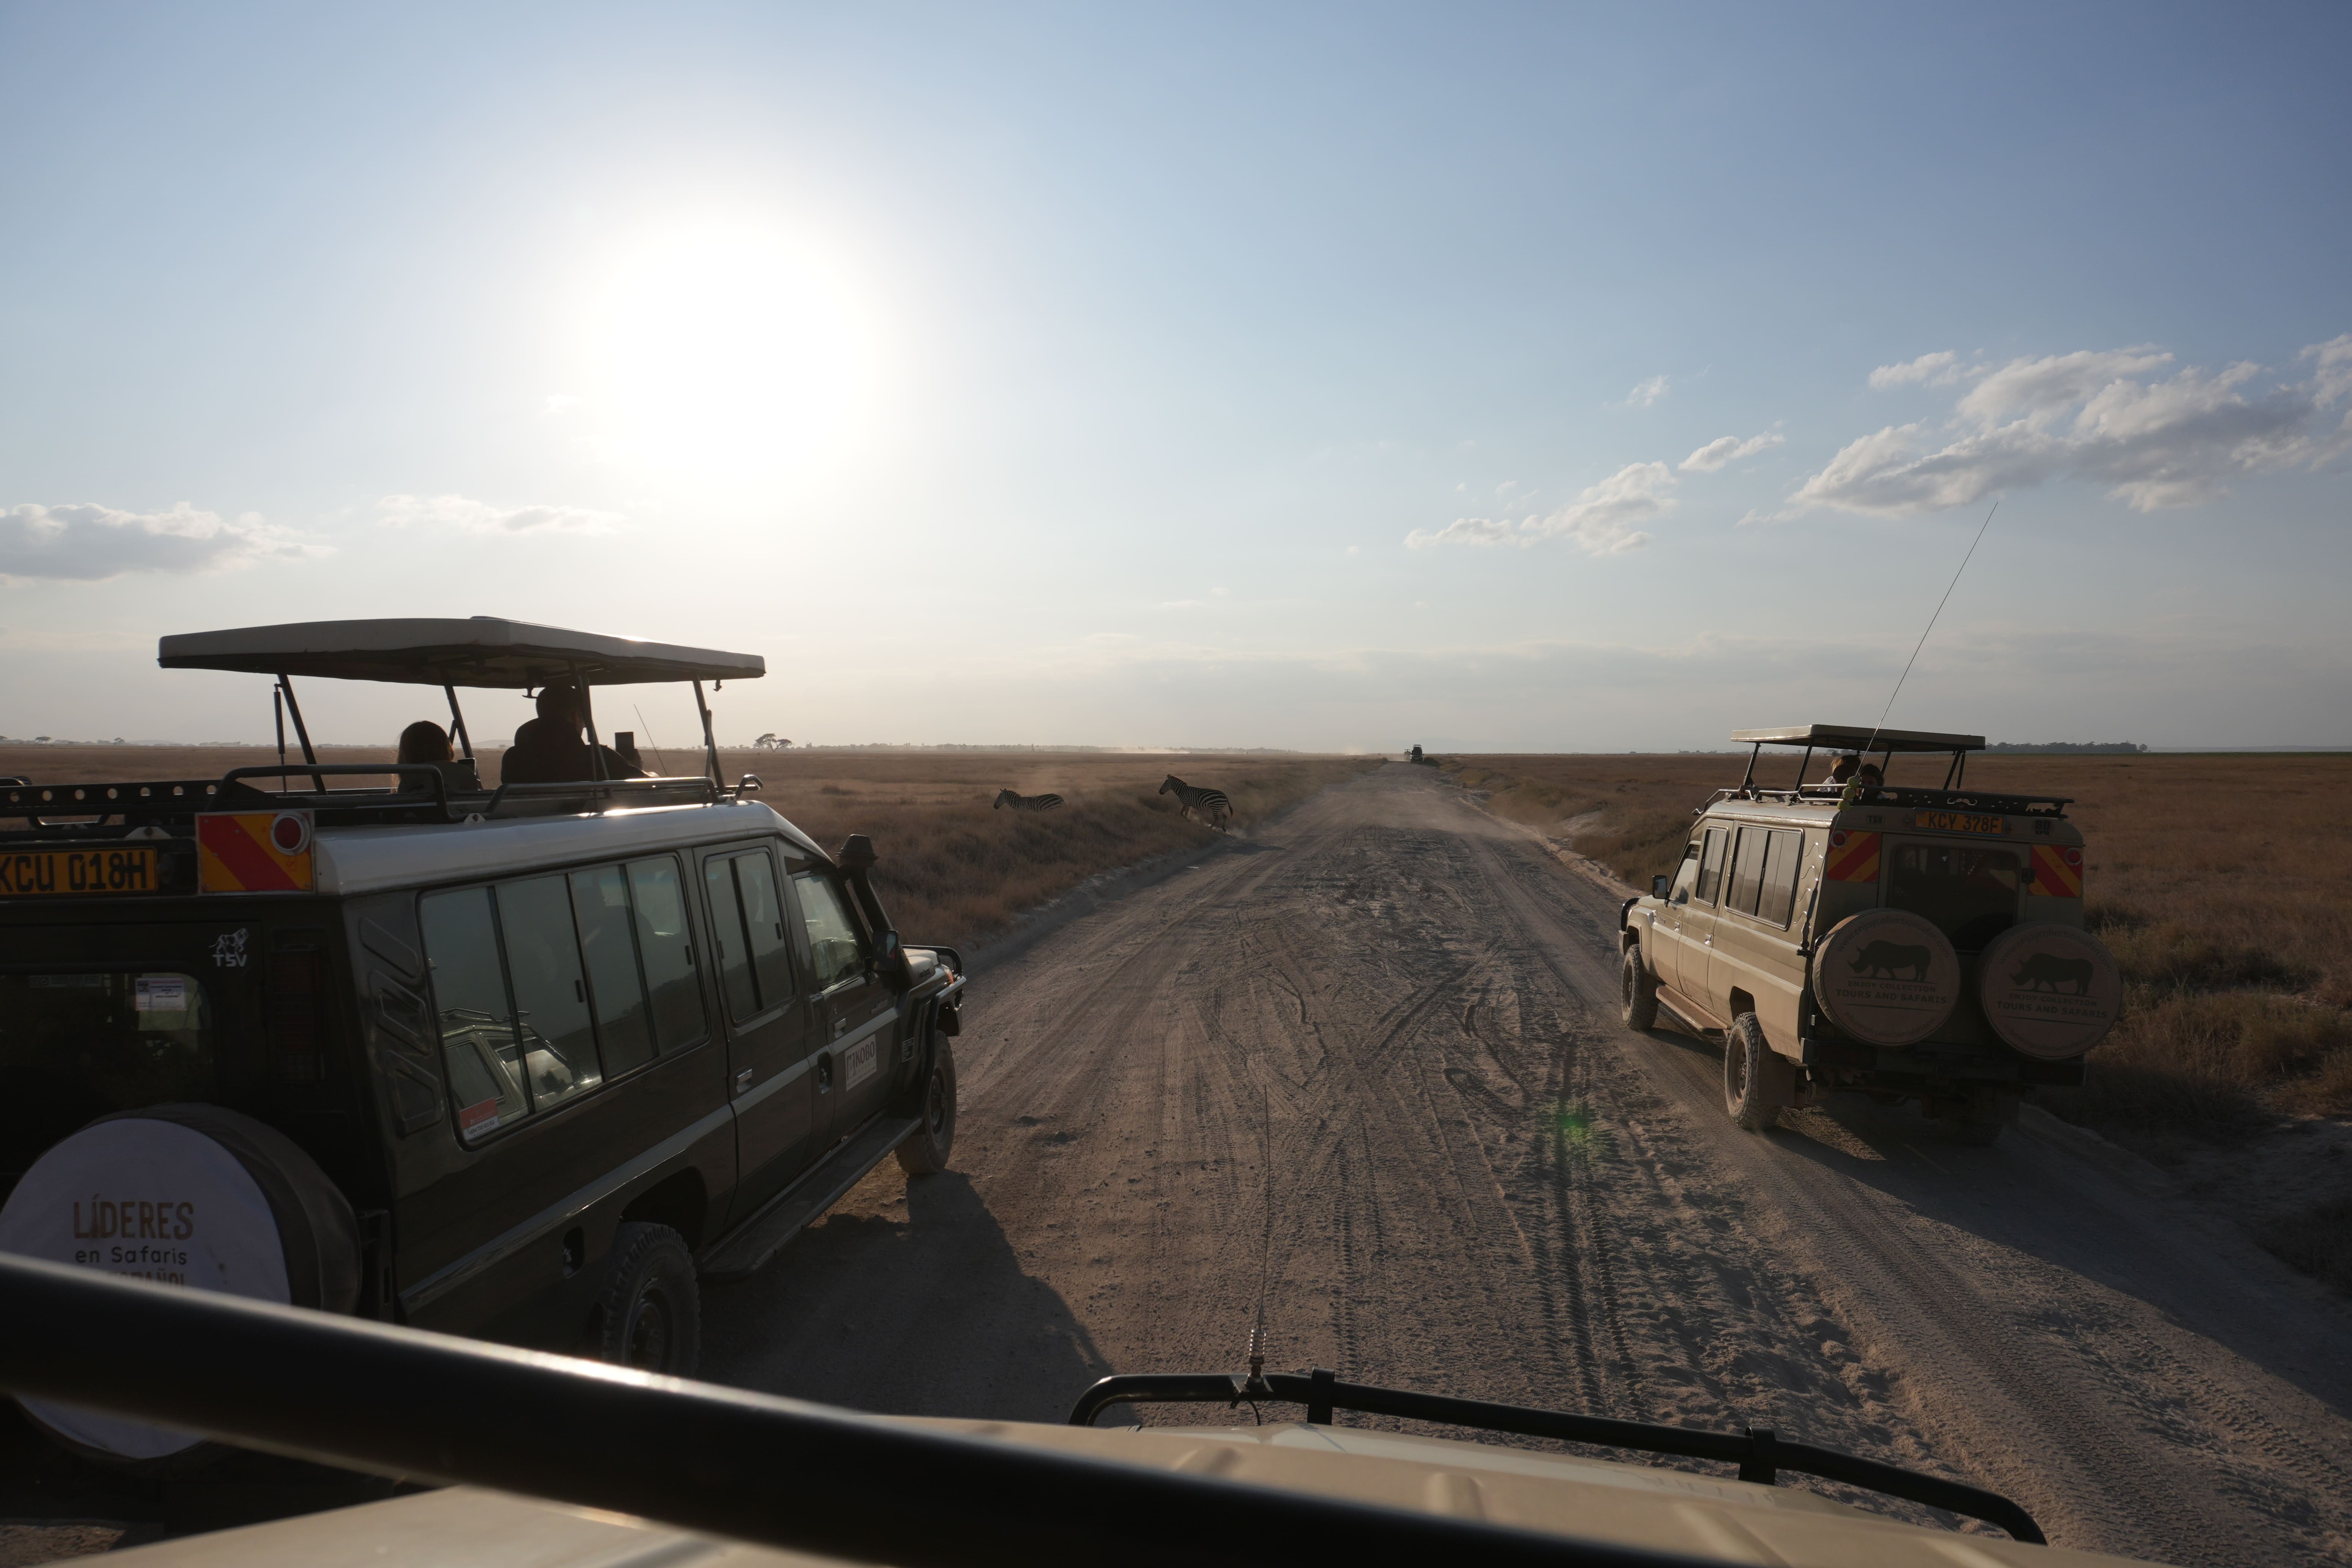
left=993, top=789, right=1065, bottom=812
left=1159, top=774, right=1231, bottom=831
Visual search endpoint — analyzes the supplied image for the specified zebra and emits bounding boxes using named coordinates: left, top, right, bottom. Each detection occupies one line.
left=1159, top=775, right=1231, bottom=831
left=994, top=789, right=1064, bottom=812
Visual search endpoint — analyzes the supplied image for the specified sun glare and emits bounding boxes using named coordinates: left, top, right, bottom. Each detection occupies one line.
left=588, top=221, right=881, bottom=485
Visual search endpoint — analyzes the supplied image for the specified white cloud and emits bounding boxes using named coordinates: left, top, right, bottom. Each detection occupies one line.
left=1680, top=432, right=1785, bottom=473
left=1406, top=462, right=1670, bottom=555
left=0, top=502, right=313, bottom=582
left=1868, top=351, right=1963, bottom=390
left=376, top=493, right=622, bottom=534
left=1621, top=374, right=1672, bottom=408
left=1786, top=338, right=2352, bottom=518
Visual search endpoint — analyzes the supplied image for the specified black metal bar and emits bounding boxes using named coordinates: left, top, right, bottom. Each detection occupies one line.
left=693, top=678, right=721, bottom=789
left=0, top=1258, right=1695, bottom=1568
left=1068, top=1373, right=2042, bottom=1545
left=273, top=683, right=288, bottom=774
left=1739, top=1427, right=1776, bottom=1485
left=1308, top=1366, right=1336, bottom=1425
left=1796, top=745, right=1813, bottom=793
left=443, top=683, right=475, bottom=762
left=1737, top=742, right=1759, bottom=796
left=275, top=674, right=327, bottom=792
left=570, top=662, right=606, bottom=784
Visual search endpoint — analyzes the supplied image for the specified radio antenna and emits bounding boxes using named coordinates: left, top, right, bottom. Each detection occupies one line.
left=1865, top=499, right=1999, bottom=757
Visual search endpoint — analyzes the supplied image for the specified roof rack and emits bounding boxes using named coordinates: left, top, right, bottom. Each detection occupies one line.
left=1705, top=782, right=2074, bottom=817
left=1, top=763, right=723, bottom=837
left=1723, top=724, right=2023, bottom=804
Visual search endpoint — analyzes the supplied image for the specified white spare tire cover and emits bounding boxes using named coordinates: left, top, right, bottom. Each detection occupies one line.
left=1977, top=922, right=2123, bottom=1060
left=1811, top=910, right=1961, bottom=1047
left=0, top=1103, right=360, bottom=1461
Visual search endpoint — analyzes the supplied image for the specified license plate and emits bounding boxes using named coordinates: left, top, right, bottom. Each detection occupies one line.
left=0, top=847, right=159, bottom=897
left=1912, top=810, right=2006, bottom=836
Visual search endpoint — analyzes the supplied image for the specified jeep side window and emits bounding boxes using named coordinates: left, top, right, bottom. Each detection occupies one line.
left=1694, top=828, right=1729, bottom=904
left=793, top=872, right=866, bottom=992
left=570, top=865, right=656, bottom=1078
left=705, top=850, right=794, bottom=1021
left=1727, top=828, right=1770, bottom=915
left=497, top=876, right=604, bottom=1112
left=626, top=857, right=706, bottom=1051
left=419, top=886, right=528, bottom=1141
left=1668, top=841, right=1701, bottom=904
left=1757, top=829, right=1804, bottom=926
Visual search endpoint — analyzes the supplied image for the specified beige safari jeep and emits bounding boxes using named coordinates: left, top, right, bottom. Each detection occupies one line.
left=1619, top=726, right=2121, bottom=1145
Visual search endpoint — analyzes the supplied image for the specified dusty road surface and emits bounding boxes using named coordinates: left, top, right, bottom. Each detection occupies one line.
left=704, top=763, right=2352, bottom=1566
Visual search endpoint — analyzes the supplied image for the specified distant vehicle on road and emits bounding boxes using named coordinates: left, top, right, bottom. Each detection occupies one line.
left=0, top=616, right=963, bottom=1465
left=1619, top=724, right=2119, bottom=1145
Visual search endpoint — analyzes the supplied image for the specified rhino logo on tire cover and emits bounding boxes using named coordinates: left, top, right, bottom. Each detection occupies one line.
left=2012, top=953, right=2095, bottom=994
left=1849, top=940, right=1932, bottom=981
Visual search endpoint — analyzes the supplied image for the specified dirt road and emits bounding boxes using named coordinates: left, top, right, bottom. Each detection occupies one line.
left=704, top=763, right=2352, bottom=1565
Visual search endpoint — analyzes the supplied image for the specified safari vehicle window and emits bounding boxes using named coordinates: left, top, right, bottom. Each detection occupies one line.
left=1724, top=827, right=1804, bottom=926
left=705, top=849, right=795, bottom=1021
left=793, top=872, right=866, bottom=991
left=498, top=877, right=604, bottom=1112
left=1694, top=827, right=1729, bottom=904
left=624, top=858, right=705, bottom=1051
left=1668, top=842, right=1700, bottom=904
left=422, top=856, right=702, bottom=1144
left=0, top=972, right=215, bottom=1174
left=1888, top=843, right=2022, bottom=951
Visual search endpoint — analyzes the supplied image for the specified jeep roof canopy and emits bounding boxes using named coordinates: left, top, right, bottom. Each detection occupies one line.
left=151, top=615, right=765, bottom=795
left=1729, top=725, right=1985, bottom=754
left=158, top=616, right=765, bottom=688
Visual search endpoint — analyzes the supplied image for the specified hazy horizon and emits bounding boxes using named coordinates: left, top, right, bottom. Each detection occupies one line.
left=4, top=4, right=2347, bottom=752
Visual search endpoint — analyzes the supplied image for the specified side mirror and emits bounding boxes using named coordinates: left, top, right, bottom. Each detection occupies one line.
left=1651, top=875, right=1671, bottom=899
left=872, top=929, right=915, bottom=991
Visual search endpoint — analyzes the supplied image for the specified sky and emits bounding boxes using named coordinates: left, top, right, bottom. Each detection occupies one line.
left=2, top=2, right=2347, bottom=753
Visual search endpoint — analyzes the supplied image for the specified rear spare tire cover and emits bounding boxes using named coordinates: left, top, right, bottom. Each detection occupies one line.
left=1976, top=922, right=2123, bottom=1060
left=1810, top=910, right=1961, bottom=1047
left=0, top=1103, right=360, bottom=1461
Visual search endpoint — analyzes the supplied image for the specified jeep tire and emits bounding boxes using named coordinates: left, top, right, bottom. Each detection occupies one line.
left=1723, top=1013, right=1791, bottom=1133
left=593, top=1222, right=699, bottom=1377
left=895, top=1039, right=958, bottom=1178
left=1621, top=945, right=1659, bottom=1031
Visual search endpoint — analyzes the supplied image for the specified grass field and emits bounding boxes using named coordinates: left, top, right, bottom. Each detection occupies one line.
left=1436, top=751, right=2352, bottom=1146
left=0, top=743, right=1377, bottom=951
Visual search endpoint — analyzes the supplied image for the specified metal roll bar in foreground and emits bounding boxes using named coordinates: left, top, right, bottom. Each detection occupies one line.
left=1070, top=1371, right=2044, bottom=1546
left=0, top=1256, right=1712, bottom=1568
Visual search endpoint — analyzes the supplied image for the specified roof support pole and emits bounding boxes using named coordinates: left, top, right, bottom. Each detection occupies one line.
left=692, top=680, right=720, bottom=790
left=1796, top=744, right=1814, bottom=795
left=442, top=684, right=474, bottom=762
left=1738, top=741, right=1760, bottom=797
left=275, top=674, right=326, bottom=793
left=570, top=662, right=606, bottom=784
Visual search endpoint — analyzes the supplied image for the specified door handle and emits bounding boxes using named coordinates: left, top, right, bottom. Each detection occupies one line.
left=733, top=1067, right=753, bottom=1094
left=833, top=1016, right=848, bottom=1037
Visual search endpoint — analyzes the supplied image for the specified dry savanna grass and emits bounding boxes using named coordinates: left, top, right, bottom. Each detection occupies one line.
left=0, top=743, right=1377, bottom=951
left=1436, top=751, right=2352, bottom=1144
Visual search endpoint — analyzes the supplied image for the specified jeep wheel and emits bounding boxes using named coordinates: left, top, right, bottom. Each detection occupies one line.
left=895, top=1039, right=958, bottom=1177
left=593, top=1222, right=700, bottom=1377
left=1621, top=945, right=1659, bottom=1031
left=1722, top=1013, right=1790, bottom=1133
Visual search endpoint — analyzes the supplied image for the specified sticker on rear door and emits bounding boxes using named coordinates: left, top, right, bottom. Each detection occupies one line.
left=844, top=1035, right=877, bottom=1089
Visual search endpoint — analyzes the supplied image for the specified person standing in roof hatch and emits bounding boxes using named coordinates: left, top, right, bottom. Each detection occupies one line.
left=500, top=682, right=645, bottom=785
left=1821, top=753, right=1859, bottom=787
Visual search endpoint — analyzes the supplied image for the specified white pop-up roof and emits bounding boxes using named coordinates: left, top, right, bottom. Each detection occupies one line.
left=1731, top=724, right=1985, bottom=755
left=157, top=616, right=765, bottom=688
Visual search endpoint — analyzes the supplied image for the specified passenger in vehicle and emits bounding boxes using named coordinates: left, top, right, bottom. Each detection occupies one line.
left=396, top=720, right=454, bottom=792
left=1821, top=752, right=1859, bottom=786
left=500, top=683, right=646, bottom=785
left=1839, top=762, right=1884, bottom=808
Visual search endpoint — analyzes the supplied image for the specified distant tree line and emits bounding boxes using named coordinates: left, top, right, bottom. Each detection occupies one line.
left=1985, top=741, right=2148, bottom=754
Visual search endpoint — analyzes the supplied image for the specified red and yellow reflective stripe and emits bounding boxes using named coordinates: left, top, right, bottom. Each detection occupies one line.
left=1824, top=830, right=1880, bottom=884
left=2028, top=843, right=2083, bottom=898
left=197, top=812, right=314, bottom=893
